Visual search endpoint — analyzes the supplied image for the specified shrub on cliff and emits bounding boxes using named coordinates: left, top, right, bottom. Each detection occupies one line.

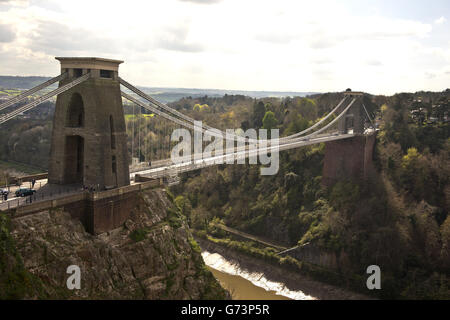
left=0, top=214, right=47, bottom=299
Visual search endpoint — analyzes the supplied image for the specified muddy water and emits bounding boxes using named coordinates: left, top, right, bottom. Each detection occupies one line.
left=208, top=267, right=291, bottom=300
left=202, top=251, right=317, bottom=300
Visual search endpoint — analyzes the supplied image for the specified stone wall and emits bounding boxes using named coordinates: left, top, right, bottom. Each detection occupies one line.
left=322, top=133, right=377, bottom=187
left=87, top=191, right=137, bottom=234
left=11, top=179, right=161, bottom=235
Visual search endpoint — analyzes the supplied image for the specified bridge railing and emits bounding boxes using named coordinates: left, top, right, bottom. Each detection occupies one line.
left=1, top=179, right=162, bottom=217
left=0, top=184, right=85, bottom=212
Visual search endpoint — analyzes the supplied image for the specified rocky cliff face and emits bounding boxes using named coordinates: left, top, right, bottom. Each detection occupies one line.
left=2, top=188, right=228, bottom=299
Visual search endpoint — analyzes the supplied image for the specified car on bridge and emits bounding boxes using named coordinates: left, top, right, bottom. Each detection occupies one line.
left=15, top=188, right=36, bottom=197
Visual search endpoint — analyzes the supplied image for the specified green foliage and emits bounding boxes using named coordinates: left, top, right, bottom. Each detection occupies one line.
left=188, top=236, right=201, bottom=254
left=329, top=181, right=360, bottom=214
left=401, top=147, right=420, bottom=168
left=285, top=114, right=311, bottom=136
left=0, top=121, right=53, bottom=170
left=262, top=111, right=278, bottom=131
left=296, top=98, right=317, bottom=120
left=193, top=103, right=210, bottom=112
left=165, top=189, right=175, bottom=203
left=173, top=92, right=450, bottom=299
left=174, top=195, right=191, bottom=217
left=252, top=101, right=266, bottom=128
left=129, top=228, right=148, bottom=242
left=167, top=208, right=183, bottom=229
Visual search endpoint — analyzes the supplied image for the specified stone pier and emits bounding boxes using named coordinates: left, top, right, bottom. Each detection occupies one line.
left=322, top=133, right=377, bottom=187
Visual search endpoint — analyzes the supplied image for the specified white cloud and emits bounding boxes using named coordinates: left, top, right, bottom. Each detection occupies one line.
left=177, top=0, right=222, bottom=4
left=0, top=24, right=15, bottom=42
left=366, top=60, right=383, bottom=67
left=435, top=16, right=446, bottom=24
left=0, top=0, right=448, bottom=95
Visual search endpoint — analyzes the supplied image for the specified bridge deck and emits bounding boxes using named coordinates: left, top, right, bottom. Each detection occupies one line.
left=131, top=132, right=357, bottom=180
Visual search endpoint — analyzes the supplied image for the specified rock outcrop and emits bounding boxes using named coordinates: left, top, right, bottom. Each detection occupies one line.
left=3, top=188, right=228, bottom=299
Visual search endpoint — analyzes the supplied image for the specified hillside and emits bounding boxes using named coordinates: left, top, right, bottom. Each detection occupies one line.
left=0, top=76, right=52, bottom=90
left=0, top=86, right=448, bottom=299
left=0, top=75, right=316, bottom=104
left=169, top=91, right=450, bottom=299
left=0, top=188, right=228, bottom=299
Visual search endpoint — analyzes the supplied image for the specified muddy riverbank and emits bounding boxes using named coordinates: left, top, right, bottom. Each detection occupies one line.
left=197, top=238, right=373, bottom=300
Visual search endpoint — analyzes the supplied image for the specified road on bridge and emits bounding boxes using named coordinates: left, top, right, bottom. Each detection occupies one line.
left=0, top=179, right=83, bottom=211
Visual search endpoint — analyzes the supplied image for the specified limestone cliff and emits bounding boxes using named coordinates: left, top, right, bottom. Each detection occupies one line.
left=0, top=188, right=228, bottom=299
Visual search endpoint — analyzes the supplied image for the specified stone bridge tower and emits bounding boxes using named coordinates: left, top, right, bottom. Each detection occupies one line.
left=322, top=92, right=376, bottom=186
left=338, top=91, right=364, bottom=135
left=48, top=57, right=130, bottom=190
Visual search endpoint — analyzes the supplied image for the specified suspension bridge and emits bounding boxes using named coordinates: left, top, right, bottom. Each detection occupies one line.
left=0, top=57, right=376, bottom=234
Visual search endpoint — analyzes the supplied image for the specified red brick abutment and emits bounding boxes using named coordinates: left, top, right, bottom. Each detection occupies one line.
left=322, top=132, right=377, bottom=187
left=5, top=179, right=161, bottom=235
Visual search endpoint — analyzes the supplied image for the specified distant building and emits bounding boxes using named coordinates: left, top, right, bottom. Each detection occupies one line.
left=410, top=108, right=427, bottom=124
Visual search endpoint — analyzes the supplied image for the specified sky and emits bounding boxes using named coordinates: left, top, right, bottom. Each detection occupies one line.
left=0, top=0, right=449, bottom=95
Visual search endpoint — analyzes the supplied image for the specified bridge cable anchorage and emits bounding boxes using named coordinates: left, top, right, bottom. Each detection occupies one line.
left=119, top=77, right=350, bottom=144
left=0, top=73, right=91, bottom=125
left=0, top=72, right=68, bottom=112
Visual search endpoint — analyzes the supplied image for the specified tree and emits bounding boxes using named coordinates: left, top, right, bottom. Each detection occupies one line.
left=297, top=98, right=317, bottom=120
left=400, top=147, right=427, bottom=199
left=193, top=103, right=210, bottom=112
left=262, top=111, right=278, bottom=131
left=264, top=102, right=274, bottom=112
left=241, top=120, right=250, bottom=131
left=401, top=147, right=421, bottom=170
left=252, top=101, right=265, bottom=128
left=285, top=114, right=310, bottom=136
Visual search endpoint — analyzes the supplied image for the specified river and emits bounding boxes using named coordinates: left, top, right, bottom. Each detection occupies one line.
left=202, top=251, right=317, bottom=300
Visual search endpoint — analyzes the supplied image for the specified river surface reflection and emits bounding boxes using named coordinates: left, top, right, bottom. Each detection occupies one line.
left=202, top=251, right=317, bottom=300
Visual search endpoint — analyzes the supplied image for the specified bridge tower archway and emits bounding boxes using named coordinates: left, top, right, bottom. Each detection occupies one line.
left=63, top=135, right=84, bottom=184
left=66, top=92, right=85, bottom=127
